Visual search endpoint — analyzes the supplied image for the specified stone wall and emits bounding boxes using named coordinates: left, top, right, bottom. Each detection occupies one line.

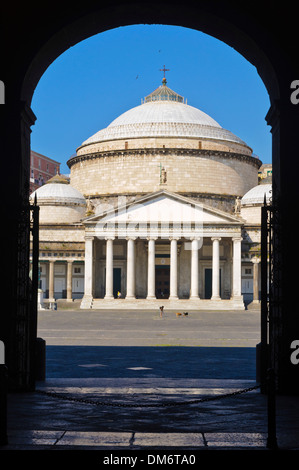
left=70, top=151, right=259, bottom=199
left=240, top=205, right=262, bottom=224
left=39, top=203, right=86, bottom=224
left=39, top=225, right=85, bottom=243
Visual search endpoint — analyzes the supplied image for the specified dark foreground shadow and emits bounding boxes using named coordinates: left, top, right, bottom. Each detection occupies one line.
left=7, top=346, right=263, bottom=436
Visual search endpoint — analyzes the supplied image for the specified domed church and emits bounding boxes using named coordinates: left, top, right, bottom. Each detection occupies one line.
left=32, top=77, right=269, bottom=311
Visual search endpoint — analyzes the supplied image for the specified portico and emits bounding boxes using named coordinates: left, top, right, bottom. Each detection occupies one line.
left=80, top=190, right=244, bottom=309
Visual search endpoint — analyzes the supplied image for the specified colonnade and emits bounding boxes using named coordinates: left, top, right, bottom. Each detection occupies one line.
left=83, top=235, right=243, bottom=301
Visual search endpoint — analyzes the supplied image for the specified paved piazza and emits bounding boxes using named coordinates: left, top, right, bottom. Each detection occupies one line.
left=37, top=307, right=260, bottom=380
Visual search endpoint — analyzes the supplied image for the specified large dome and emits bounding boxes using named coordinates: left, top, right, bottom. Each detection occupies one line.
left=79, top=83, right=247, bottom=148
left=69, top=80, right=259, bottom=203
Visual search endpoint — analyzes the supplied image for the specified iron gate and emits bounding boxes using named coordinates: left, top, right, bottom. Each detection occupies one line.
left=260, top=187, right=282, bottom=392
left=14, top=195, right=39, bottom=390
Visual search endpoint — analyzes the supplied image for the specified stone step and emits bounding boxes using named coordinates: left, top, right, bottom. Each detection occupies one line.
left=84, top=297, right=245, bottom=310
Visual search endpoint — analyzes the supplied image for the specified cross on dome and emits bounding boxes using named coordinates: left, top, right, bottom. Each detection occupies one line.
left=159, top=65, right=170, bottom=84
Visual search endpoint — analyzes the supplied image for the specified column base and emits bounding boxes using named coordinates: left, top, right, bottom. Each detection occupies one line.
left=104, top=295, right=114, bottom=300
left=190, top=295, right=200, bottom=299
left=169, top=296, right=178, bottom=300
left=146, top=295, right=156, bottom=300
left=211, top=295, right=221, bottom=300
left=247, top=299, right=261, bottom=310
left=80, top=295, right=93, bottom=309
left=66, top=298, right=74, bottom=302
left=230, top=295, right=245, bottom=309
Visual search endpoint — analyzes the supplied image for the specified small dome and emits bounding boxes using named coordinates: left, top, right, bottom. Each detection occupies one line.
left=31, top=179, right=86, bottom=206
left=30, top=175, right=86, bottom=224
left=241, top=183, right=272, bottom=206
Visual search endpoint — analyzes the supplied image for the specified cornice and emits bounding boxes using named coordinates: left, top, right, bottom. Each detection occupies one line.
left=67, top=148, right=262, bottom=169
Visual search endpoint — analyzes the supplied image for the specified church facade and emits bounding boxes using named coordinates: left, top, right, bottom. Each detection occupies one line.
left=31, top=78, right=271, bottom=310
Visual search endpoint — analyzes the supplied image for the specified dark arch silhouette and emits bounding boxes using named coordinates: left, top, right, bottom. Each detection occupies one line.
left=21, top=7, right=279, bottom=105
left=1, top=1, right=299, bottom=395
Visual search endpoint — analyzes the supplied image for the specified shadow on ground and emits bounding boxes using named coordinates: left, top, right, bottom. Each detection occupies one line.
left=45, top=345, right=257, bottom=380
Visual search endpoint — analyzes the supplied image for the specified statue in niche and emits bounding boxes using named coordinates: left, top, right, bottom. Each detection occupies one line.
left=234, top=196, right=241, bottom=214
left=86, top=196, right=95, bottom=215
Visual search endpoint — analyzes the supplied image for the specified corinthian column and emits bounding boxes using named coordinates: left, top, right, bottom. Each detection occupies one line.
left=170, top=238, right=179, bottom=299
left=147, top=238, right=156, bottom=299
left=211, top=237, right=221, bottom=300
left=83, top=236, right=94, bottom=299
left=232, top=236, right=242, bottom=299
left=48, top=260, right=55, bottom=302
left=126, top=238, right=136, bottom=298
left=190, top=238, right=200, bottom=298
left=253, top=257, right=260, bottom=302
left=66, top=260, right=73, bottom=302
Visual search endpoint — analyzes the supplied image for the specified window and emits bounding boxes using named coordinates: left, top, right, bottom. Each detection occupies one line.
left=245, top=268, right=252, bottom=275
left=74, top=267, right=81, bottom=274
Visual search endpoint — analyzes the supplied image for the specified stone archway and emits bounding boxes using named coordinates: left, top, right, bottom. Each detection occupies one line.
left=1, top=1, right=299, bottom=394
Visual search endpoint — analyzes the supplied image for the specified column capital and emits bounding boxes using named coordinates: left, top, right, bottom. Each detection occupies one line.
left=105, top=236, right=115, bottom=241
left=232, top=236, right=242, bottom=242
left=169, top=237, right=180, bottom=241
left=146, top=236, right=157, bottom=241
left=85, top=235, right=94, bottom=241
left=251, top=256, right=261, bottom=264
left=211, top=237, right=221, bottom=242
left=126, top=236, right=137, bottom=241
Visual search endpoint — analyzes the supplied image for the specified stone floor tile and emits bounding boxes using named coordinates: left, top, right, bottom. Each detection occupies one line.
left=204, top=432, right=267, bottom=447
left=55, top=431, right=132, bottom=446
left=133, top=432, right=205, bottom=447
left=7, top=430, right=64, bottom=445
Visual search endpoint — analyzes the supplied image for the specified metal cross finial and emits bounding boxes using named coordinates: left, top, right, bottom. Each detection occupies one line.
left=160, top=65, right=170, bottom=82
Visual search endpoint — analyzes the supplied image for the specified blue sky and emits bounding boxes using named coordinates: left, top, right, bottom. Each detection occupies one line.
left=31, top=24, right=271, bottom=175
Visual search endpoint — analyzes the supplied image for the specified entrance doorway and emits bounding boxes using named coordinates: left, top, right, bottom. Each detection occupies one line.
left=155, top=266, right=170, bottom=299
left=113, top=268, right=121, bottom=298
left=205, top=268, right=221, bottom=299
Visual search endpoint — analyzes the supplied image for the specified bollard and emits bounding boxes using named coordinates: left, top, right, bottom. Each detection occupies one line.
left=0, top=364, right=8, bottom=445
left=267, top=368, right=278, bottom=450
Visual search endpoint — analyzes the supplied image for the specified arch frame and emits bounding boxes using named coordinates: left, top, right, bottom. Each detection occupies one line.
left=1, top=1, right=299, bottom=394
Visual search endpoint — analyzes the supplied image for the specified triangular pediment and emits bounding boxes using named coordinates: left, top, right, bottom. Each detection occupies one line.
left=84, top=190, right=242, bottom=226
